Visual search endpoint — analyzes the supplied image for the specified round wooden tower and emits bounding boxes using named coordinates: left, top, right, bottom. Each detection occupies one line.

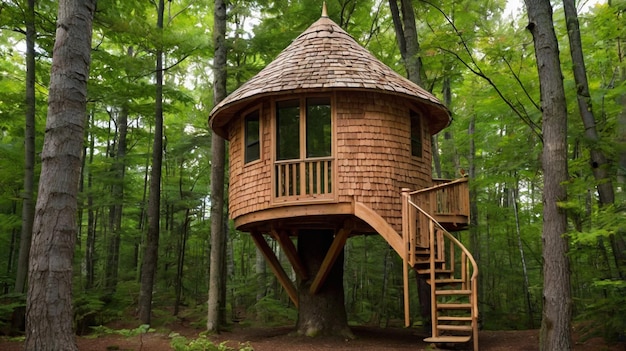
left=210, top=11, right=450, bottom=237
left=209, top=6, right=476, bottom=346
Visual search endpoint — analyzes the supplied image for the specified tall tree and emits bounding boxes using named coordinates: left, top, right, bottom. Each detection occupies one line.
left=563, top=0, right=625, bottom=279
left=139, top=0, right=166, bottom=324
left=388, top=0, right=423, bottom=86
left=207, top=0, right=228, bottom=332
left=524, top=0, right=572, bottom=349
left=14, top=0, right=36, bottom=296
left=25, top=0, right=97, bottom=348
left=104, top=105, right=129, bottom=294
left=296, top=230, right=353, bottom=338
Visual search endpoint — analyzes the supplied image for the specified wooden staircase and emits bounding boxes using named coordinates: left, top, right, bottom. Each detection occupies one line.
left=401, top=178, right=478, bottom=351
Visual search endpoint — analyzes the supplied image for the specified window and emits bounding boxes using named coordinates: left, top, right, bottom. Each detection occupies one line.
left=410, top=110, right=422, bottom=158
left=276, top=100, right=300, bottom=160
left=244, top=110, right=260, bottom=163
left=306, top=97, right=332, bottom=158
left=274, top=96, right=333, bottom=200
left=275, top=97, right=331, bottom=160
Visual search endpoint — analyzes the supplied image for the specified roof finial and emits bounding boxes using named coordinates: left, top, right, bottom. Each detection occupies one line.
left=321, top=1, right=328, bottom=17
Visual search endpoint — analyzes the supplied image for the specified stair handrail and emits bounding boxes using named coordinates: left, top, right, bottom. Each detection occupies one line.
left=410, top=177, right=470, bottom=219
left=408, top=197, right=478, bottom=282
left=407, top=197, right=479, bottom=350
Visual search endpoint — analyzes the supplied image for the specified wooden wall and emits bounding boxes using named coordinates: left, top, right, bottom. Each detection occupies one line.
left=228, top=100, right=273, bottom=220
left=227, top=91, right=433, bottom=232
left=334, top=91, right=432, bottom=230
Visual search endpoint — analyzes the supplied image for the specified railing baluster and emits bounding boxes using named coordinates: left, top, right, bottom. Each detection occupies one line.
left=274, top=158, right=334, bottom=200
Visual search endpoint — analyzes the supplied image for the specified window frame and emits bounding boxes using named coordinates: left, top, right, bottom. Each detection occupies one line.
left=273, top=95, right=333, bottom=162
left=410, top=109, right=423, bottom=159
left=271, top=94, right=336, bottom=204
left=243, top=107, right=262, bottom=165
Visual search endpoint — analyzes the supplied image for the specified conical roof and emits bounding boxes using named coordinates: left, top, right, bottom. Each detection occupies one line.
left=209, top=13, right=451, bottom=138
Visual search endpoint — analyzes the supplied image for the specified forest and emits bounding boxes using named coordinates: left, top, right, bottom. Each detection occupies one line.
left=0, top=0, right=625, bottom=349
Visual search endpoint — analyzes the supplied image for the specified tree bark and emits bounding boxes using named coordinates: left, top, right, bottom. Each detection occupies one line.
left=85, top=122, right=96, bottom=290
left=139, top=0, right=165, bottom=325
left=25, top=0, right=96, bottom=349
left=207, top=0, right=228, bottom=333
left=105, top=106, right=128, bottom=294
left=563, top=0, right=626, bottom=278
left=524, top=0, right=572, bottom=349
left=388, top=0, right=424, bottom=86
left=296, top=230, right=353, bottom=339
left=15, top=0, right=36, bottom=297
left=255, top=246, right=267, bottom=302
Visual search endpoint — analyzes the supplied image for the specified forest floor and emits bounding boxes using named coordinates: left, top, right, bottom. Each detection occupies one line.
left=1, top=322, right=625, bottom=351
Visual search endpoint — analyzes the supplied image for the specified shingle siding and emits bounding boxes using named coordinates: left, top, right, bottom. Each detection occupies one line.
left=228, top=92, right=431, bottom=232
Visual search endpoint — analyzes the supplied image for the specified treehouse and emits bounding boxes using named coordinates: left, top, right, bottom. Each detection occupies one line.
left=209, top=7, right=478, bottom=350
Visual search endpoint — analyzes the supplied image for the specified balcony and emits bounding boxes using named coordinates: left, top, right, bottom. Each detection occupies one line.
left=407, top=178, right=470, bottom=237
left=273, top=157, right=334, bottom=203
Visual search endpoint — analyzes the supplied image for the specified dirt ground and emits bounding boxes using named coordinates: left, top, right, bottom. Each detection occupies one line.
left=1, top=324, right=624, bottom=351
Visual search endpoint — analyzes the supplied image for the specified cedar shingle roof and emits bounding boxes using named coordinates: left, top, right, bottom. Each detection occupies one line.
left=209, top=14, right=451, bottom=138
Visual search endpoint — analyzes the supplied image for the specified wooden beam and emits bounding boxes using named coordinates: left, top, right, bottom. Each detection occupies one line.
left=272, top=229, right=309, bottom=280
left=250, top=231, right=298, bottom=307
left=235, top=202, right=354, bottom=229
left=403, top=257, right=410, bottom=327
left=309, top=224, right=352, bottom=294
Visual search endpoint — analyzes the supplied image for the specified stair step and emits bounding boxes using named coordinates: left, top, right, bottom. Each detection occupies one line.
left=424, top=335, right=472, bottom=344
left=433, top=278, right=464, bottom=284
left=416, top=268, right=452, bottom=275
left=437, top=303, right=472, bottom=310
left=414, top=248, right=430, bottom=255
left=435, top=289, right=471, bottom=295
left=437, top=324, right=473, bottom=332
left=438, top=316, right=473, bottom=322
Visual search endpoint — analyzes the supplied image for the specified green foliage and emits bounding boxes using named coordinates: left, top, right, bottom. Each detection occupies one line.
left=575, top=280, right=626, bottom=342
left=90, top=324, right=155, bottom=337
left=170, top=334, right=253, bottom=351
left=1, top=0, right=625, bottom=344
left=250, top=296, right=296, bottom=326
left=0, top=292, right=25, bottom=333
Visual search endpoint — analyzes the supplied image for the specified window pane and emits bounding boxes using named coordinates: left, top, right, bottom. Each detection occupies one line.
left=306, top=97, right=331, bottom=158
left=410, top=110, right=422, bottom=158
left=244, top=111, right=260, bottom=163
left=276, top=100, right=300, bottom=160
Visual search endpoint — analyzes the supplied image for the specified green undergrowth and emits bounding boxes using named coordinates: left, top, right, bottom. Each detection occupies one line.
left=169, top=333, right=253, bottom=351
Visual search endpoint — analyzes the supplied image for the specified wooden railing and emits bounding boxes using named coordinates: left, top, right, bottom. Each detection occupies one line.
left=402, top=178, right=469, bottom=251
left=274, top=157, right=333, bottom=201
left=413, top=178, right=470, bottom=230
left=401, top=179, right=478, bottom=351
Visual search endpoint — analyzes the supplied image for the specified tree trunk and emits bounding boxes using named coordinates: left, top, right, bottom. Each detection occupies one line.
left=105, top=107, right=128, bottom=294
left=25, top=0, right=96, bottom=349
left=296, top=230, right=353, bottom=338
left=207, top=0, right=228, bottom=333
left=255, top=246, right=267, bottom=302
left=524, top=0, right=572, bottom=349
left=139, top=0, right=165, bottom=325
left=85, top=114, right=96, bottom=290
left=563, top=0, right=626, bottom=278
left=15, top=0, right=36, bottom=297
left=513, top=185, right=534, bottom=329
left=388, top=0, right=423, bottom=86
left=617, top=50, right=626, bottom=279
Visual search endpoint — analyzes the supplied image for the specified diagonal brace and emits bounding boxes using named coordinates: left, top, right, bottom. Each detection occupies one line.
left=250, top=231, right=298, bottom=307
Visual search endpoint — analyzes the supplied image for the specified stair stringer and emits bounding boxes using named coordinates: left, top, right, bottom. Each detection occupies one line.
left=408, top=199, right=479, bottom=351
left=353, top=201, right=413, bottom=329
left=354, top=201, right=405, bottom=258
